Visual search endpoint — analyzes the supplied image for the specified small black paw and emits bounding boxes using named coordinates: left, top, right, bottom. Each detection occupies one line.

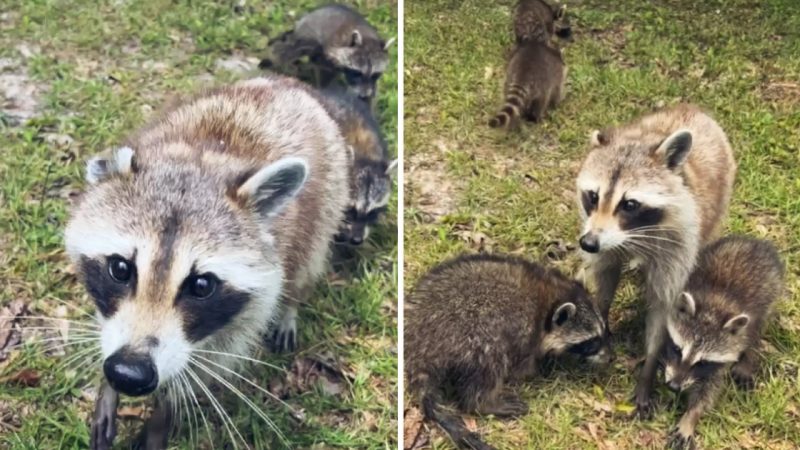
left=667, top=429, right=696, bottom=450
left=732, top=371, right=755, bottom=391
left=496, top=397, right=529, bottom=418
left=268, top=327, right=297, bottom=353
left=633, top=397, right=654, bottom=420
left=90, top=411, right=116, bottom=450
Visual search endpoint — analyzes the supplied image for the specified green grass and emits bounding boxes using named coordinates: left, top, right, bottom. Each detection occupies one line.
left=0, top=1, right=397, bottom=449
left=404, top=0, right=800, bottom=448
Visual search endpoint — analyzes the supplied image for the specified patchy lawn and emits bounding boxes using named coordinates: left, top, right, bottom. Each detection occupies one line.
left=404, top=0, right=800, bottom=448
left=0, top=1, right=397, bottom=449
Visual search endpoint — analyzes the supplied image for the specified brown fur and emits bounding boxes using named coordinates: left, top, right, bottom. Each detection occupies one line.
left=514, top=0, right=561, bottom=43
left=405, top=254, right=607, bottom=449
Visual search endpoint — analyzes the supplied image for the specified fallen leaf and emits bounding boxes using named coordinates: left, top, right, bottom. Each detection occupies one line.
left=403, top=407, right=427, bottom=450
left=0, top=300, right=26, bottom=362
left=1, top=369, right=40, bottom=387
left=614, top=402, right=635, bottom=414
left=117, top=405, right=146, bottom=420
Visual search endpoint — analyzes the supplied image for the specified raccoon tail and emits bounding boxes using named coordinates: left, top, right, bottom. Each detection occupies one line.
left=421, top=391, right=495, bottom=450
left=488, top=85, right=526, bottom=129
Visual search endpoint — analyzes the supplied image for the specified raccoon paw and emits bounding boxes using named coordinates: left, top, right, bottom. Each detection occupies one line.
left=666, top=429, right=696, bottom=450
left=461, top=432, right=497, bottom=450
left=268, top=315, right=298, bottom=353
left=632, top=397, right=655, bottom=420
left=732, top=371, right=755, bottom=391
left=90, top=407, right=117, bottom=450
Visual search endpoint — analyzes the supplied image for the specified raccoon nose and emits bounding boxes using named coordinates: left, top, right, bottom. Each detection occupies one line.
left=579, top=233, right=600, bottom=253
left=350, top=235, right=364, bottom=246
left=667, top=380, right=681, bottom=393
left=103, top=349, right=158, bottom=397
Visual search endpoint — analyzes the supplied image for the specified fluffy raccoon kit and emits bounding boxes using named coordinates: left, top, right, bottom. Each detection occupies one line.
left=663, top=236, right=783, bottom=449
left=405, top=254, right=610, bottom=450
left=65, top=76, right=350, bottom=449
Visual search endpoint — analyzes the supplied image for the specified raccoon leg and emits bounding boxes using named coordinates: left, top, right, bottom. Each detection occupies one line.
left=475, top=391, right=529, bottom=418
left=633, top=285, right=668, bottom=419
left=587, top=257, right=622, bottom=322
left=667, top=378, right=721, bottom=450
left=90, top=380, right=119, bottom=450
left=269, top=303, right=299, bottom=353
left=508, top=353, right=539, bottom=382
left=524, top=97, right=545, bottom=123
left=422, top=391, right=496, bottom=450
left=132, top=395, right=173, bottom=450
left=731, top=346, right=758, bottom=390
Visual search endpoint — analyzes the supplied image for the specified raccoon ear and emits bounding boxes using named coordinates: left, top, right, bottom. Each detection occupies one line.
left=655, top=129, right=693, bottom=170
left=554, top=4, right=567, bottom=20
left=383, top=37, right=396, bottom=50
left=723, top=314, right=750, bottom=335
left=553, top=302, right=577, bottom=327
left=86, top=146, right=136, bottom=184
left=385, top=159, right=398, bottom=177
left=351, top=30, right=362, bottom=47
left=589, top=129, right=608, bottom=147
left=677, top=292, right=696, bottom=316
left=237, top=157, right=308, bottom=220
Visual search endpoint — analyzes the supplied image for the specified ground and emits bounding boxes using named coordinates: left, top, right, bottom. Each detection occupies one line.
left=0, top=1, right=397, bottom=449
left=404, top=0, right=800, bottom=449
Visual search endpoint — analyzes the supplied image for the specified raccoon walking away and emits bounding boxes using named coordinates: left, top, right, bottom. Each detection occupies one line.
left=488, top=41, right=566, bottom=129
left=514, top=0, right=570, bottom=44
left=662, top=236, right=783, bottom=450
left=319, top=87, right=396, bottom=246
left=405, top=254, right=610, bottom=450
left=576, top=103, right=736, bottom=419
left=267, top=4, right=394, bottom=101
left=65, top=76, right=350, bottom=449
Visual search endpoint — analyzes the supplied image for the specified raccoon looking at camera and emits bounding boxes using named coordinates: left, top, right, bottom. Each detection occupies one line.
left=319, top=87, right=396, bottom=246
left=65, top=76, right=350, bottom=449
left=662, top=236, right=783, bottom=450
left=267, top=4, right=394, bottom=101
left=576, top=103, right=736, bottom=419
left=405, top=254, right=610, bottom=450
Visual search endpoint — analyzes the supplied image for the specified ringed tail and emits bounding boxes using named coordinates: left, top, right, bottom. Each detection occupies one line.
left=488, top=85, right=526, bottom=129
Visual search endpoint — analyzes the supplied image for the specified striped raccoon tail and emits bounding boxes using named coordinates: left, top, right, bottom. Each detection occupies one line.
left=421, top=391, right=496, bottom=450
left=488, top=86, right=526, bottom=129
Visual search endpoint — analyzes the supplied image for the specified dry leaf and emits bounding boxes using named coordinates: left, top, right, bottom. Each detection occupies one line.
left=270, top=353, right=351, bottom=399
left=117, top=405, right=146, bottom=420
left=403, top=407, right=427, bottom=450
left=1, top=369, right=40, bottom=387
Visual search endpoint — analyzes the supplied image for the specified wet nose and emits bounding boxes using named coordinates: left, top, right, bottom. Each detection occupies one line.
left=350, top=235, right=364, bottom=246
left=667, top=380, right=681, bottom=393
left=103, top=348, right=158, bottom=397
left=579, top=233, right=600, bottom=253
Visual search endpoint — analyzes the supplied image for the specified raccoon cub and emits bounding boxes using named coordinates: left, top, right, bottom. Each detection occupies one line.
left=267, top=4, right=393, bottom=101
left=489, top=1, right=567, bottom=129
left=65, top=76, right=350, bottom=449
left=576, top=104, right=736, bottom=418
left=663, top=236, right=783, bottom=450
left=405, top=254, right=610, bottom=450
left=319, top=87, right=396, bottom=246
left=514, top=0, right=570, bottom=44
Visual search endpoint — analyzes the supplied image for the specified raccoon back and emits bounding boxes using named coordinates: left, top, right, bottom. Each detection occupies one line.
left=320, top=87, right=387, bottom=162
left=514, top=0, right=557, bottom=43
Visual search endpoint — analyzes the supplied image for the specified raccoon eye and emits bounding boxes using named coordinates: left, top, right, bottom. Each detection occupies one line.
left=588, top=191, right=599, bottom=205
left=186, top=275, right=217, bottom=299
left=366, top=206, right=387, bottom=222
left=107, top=256, right=133, bottom=283
left=668, top=341, right=681, bottom=358
left=621, top=199, right=640, bottom=212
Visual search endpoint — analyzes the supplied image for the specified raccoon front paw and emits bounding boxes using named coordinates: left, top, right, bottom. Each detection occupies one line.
left=633, top=397, right=655, bottom=420
left=666, top=428, right=696, bottom=450
left=731, top=370, right=755, bottom=391
left=268, top=314, right=298, bottom=353
left=90, top=383, right=118, bottom=450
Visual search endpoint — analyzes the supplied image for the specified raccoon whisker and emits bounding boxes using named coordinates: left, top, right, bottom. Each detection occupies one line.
left=626, top=237, right=683, bottom=255
left=627, top=224, right=684, bottom=232
left=192, top=353, right=296, bottom=413
left=179, top=371, right=214, bottom=449
left=186, top=365, right=248, bottom=449
left=8, top=316, right=100, bottom=327
left=58, top=342, right=102, bottom=369
left=2, top=327, right=101, bottom=337
left=69, top=350, right=103, bottom=377
left=622, top=240, right=661, bottom=260
left=171, top=375, right=191, bottom=447
left=37, top=296, right=97, bottom=321
left=192, top=349, right=287, bottom=373
left=190, top=357, right=290, bottom=448
left=4, top=336, right=100, bottom=356
left=625, top=234, right=684, bottom=246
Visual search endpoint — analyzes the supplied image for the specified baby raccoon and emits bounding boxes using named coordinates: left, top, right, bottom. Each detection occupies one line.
left=576, top=103, right=736, bottom=417
left=405, top=254, right=610, bottom=450
left=514, top=0, right=570, bottom=44
left=268, top=4, right=393, bottom=101
left=488, top=41, right=566, bottom=129
left=65, top=76, right=350, bottom=449
left=319, top=87, right=396, bottom=246
left=662, top=236, right=783, bottom=450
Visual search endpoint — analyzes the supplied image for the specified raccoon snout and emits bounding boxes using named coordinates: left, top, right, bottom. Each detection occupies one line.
left=103, top=347, right=159, bottom=397
left=667, top=380, right=682, bottom=393
left=579, top=233, right=600, bottom=253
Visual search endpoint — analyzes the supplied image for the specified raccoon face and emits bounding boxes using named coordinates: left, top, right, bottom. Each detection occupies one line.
left=576, top=129, right=695, bottom=257
left=330, top=31, right=392, bottom=101
left=541, top=283, right=610, bottom=363
left=663, top=292, right=749, bottom=392
left=335, top=158, right=396, bottom=246
left=66, top=146, right=307, bottom=397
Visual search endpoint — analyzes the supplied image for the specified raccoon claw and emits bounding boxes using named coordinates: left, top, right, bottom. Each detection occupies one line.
left=632, top=398, right=654, bottom=420
left=666, top=429, right=696, bottom=450
left=731, top=371, right=755, bottom=391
